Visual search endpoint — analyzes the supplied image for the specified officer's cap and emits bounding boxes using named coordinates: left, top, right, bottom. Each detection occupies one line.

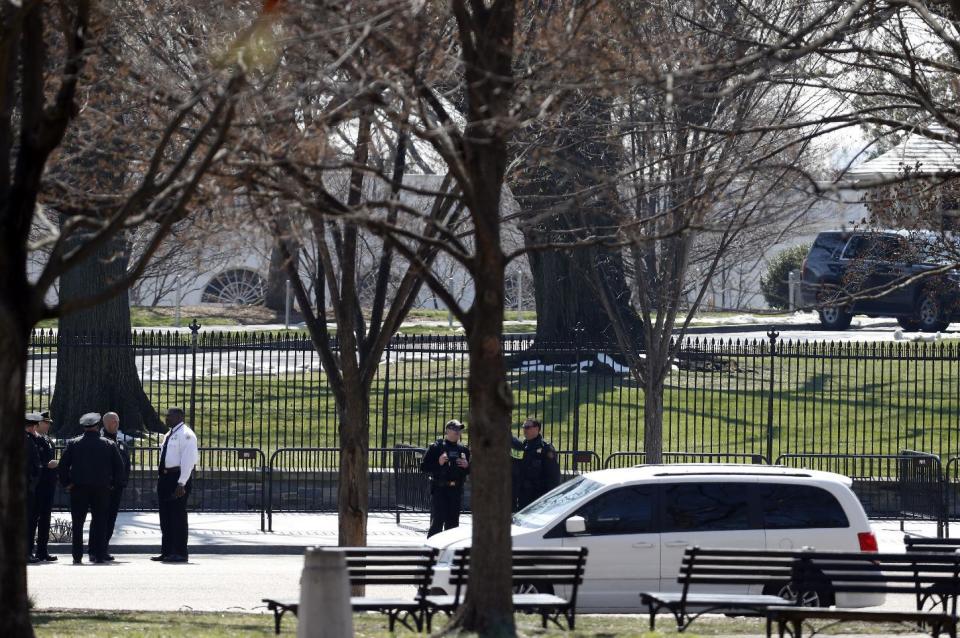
left=444, top=419, right=465, bottom=431
left=40, top=410, right=52, bottom=423
left=25, top=412, right=43, bottom=424
left=79, top=412, right=102, bottom=427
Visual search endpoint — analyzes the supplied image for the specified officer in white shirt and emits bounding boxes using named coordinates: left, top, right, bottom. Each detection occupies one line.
left=151, top=407, right=198, bottom=563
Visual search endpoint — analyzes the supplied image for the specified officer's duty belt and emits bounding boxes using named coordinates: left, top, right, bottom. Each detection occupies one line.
left=160, top=466, right=180, bottom=474
left=436, top=480, right=458, bottom=487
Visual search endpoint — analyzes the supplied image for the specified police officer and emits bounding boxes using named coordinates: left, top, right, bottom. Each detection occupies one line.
left=101, top=412, right=130, bottom=561
left=511, top=418, right=561, bottom=511
left=58, top=412, right=125, bottom=564
left=24, top=414, right=44, bottom=564
left=153, top=407, right=198, bottom=563
left=420, top=419, right=470, bottom=537
left=30, top=411, right=59, bottom=562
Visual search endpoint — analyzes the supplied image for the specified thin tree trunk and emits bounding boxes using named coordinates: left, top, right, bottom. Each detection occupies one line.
left=337, top=385, right=370, bottom=547
left=0, top=314, right=34, bottom=638
left=643, top=364, right=665, bottom=465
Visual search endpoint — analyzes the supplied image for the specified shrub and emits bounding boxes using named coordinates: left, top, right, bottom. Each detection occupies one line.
left=761, top=244, right=810, bottom=310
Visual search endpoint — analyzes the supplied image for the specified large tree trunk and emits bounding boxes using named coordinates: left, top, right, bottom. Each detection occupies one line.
left=511, top=99, right=642, bottom=351
left=0, top=315, right=34, bottom=638
left=337, top=385, right=369, bottom=547
left=455, top=250, right=515, bottom=636
left=0, top=229, right=36, bottom=636
left=263, top=243, right=297, bottom=315
left=50, top=232, right=161, bottom=437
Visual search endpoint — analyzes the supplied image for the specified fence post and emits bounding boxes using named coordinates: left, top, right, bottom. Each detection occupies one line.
left=189, top=319, right=201, bottom=428
left=572, top=323, right=584, bottom=456
left=766, top=329, right=779, bottom=464
left=380, top=340, right=392, bottom=468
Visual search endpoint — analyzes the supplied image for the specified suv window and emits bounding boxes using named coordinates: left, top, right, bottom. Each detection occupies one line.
left=759, top=483, right=849, bottom=529
left=809, top=233, right=848, bottom=261
left=843, top=234, right=910, bottom=261
left=571, top=485, right=658, bottom=536
left=662, top=483, right=752, bottom=532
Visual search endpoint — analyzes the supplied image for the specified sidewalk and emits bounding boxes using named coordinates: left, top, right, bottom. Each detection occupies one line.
left=46, top=512, right=941, bottom=555
left=47, top=511, right=436, bottom=555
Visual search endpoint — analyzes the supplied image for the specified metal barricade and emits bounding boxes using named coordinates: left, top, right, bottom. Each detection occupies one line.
left=394, top=445, right=429, bottom=524
left=776, top=452, right=945, bottom=537
left=553, top=450, right=601, bottom=480
left=52, top=443, right=267, bottom=531
left=267, top=446, right=421, bottom=531
left=946, top=457, right=959, bottom=537
left=603, top=451, right=767, bottom=469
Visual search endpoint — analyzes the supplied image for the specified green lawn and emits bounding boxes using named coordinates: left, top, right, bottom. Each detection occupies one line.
left=30, top=610, right=926, bottom=637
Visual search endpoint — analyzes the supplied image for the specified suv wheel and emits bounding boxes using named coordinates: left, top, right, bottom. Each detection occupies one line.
left=897, top=317, right=922, bottom=332
left=917, top=295, right=950, bottom=332
left=818, top=307, right=852, bottom=330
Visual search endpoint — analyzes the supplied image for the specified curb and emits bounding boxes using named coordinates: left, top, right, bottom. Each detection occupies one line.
left=46, top=543, right=311, bottom=556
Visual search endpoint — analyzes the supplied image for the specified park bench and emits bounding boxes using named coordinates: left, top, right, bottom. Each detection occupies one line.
left=765, top=550, right=960, bottom=638
left=424, top=546, right=588, bottom=631
left=639, top=547, right=802, bottom=632
left=262, top=546, right=438, bottom=634
left=906, top=536, right=960, bottom=554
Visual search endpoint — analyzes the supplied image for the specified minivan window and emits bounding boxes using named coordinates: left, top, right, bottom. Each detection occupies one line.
left=759, top=483, right=849, bottom=529
left=572, top=485, right=658, bottom=536
left=512, top=476, right=603, bottom=529
left=662, top=483, right=752, bottom=532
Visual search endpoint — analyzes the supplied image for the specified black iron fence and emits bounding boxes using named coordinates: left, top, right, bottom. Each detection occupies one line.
left=27, top=330, right=960, bottom=463
left=29, top=329, right=960, bottom=529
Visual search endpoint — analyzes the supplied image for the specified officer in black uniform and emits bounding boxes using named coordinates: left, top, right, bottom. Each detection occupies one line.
left=24, top=414, right=44, bottom=564
left=420, top=419, right=470, bottom=537
left=30, top=411, right=59, bottom=561
left=101, top=412, right=130, bottom=561
left=511, top=418, right=561, bottom=511
left=58, top=412, right=125, bottom=564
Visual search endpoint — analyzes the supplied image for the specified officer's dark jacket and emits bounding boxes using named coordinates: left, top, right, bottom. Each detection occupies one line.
left=511, top=434, right=561, bottom=498
left=420, top=438, right=471, bottom=486
left=33, top=434, right=58, bottom=484
left=25, top=432, right=41, bottom=486
left=58, top=431, right=125, bottom=489
left=102, top=431, right=131, bottom=488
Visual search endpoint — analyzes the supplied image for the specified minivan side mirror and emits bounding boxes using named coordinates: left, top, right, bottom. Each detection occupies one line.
left=565, top=516, right=586, bottom=535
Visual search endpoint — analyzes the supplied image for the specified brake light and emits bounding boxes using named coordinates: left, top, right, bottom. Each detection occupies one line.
left=857, top=531, right=878, bottom=552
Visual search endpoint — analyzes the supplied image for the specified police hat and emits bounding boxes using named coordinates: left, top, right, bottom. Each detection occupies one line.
left=79, top=412, right=102, bottom=427
left=25, top=412, right=43, bottom=424
left=40, top=410, right=52, bottom=423
left=444, top=419, right=465, bottom=431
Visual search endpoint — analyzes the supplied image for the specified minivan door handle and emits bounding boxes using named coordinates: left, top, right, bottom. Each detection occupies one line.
left=632, top=542, right=655, bottom=549
left=664, top=541, right=690, bottom=547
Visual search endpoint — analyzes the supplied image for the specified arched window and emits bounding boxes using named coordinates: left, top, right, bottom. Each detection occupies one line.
left=201, top=269, right=266, bottom=305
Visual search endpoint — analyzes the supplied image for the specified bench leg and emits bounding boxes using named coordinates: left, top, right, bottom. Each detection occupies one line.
left=273, top=609, right=282, bottom=635
left=793, top=619, right=803, bottom=638
left=647, top=603, right=657, bottom=631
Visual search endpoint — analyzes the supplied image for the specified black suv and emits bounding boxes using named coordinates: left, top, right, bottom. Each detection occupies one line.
left=800, top=230, right=960, bottom=331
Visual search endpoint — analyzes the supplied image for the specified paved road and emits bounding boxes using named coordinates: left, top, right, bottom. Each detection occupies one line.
left=28, top=554, right=304, bottom=613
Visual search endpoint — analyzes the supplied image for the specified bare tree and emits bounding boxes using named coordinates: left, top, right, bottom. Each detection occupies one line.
left=0, top=0, right=260, bottom=632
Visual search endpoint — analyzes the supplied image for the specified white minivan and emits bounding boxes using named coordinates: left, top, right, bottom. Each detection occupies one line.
left=427, top=464, right=883, bottom=613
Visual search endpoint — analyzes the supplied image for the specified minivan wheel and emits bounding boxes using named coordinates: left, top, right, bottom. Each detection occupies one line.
left=917, top=295, right=949, bottom=332
left=818, top=307, right=853, bottom=330
left=765, top=582, right=832, bottom=607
